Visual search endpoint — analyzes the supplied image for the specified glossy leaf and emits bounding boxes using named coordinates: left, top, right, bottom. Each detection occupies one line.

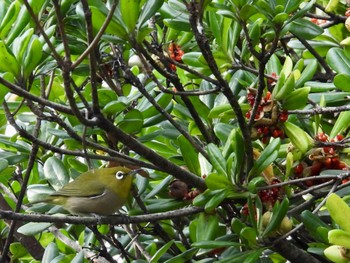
left=0, top=41, right=19, bottom=76
left=150, top=240, right=174, bottom=263
left=249, top=138, right=280, bottom=179
left=138, top=0, right=164, bottom=27
left=43, top=156, right=69, bottom=191
left=262, top=198, right=289, bottom=236
left=326, top=193, right=350, bottom=233
left=17, top=222, right=52, bottom=236
left=283, top=121, right=313, bottom=153
left=207, top=143, right=227, bottom=176
left=330, top=111, right=350, bottom=138
left=288, top=18, right=323, bottom=39
left=301, top=210, right=331, bottom=243
left=282, top=86, right=310, bottom=110
left=334, top=73, right=350, bottom=92
left=326, top=48, right=350, bottom=76
left=196, top=213, right=220, bottom=242
left=177, top=135, right=200, bottom=175
left=117, top=109, right=144, bottom=134
left=204, top=188, right=228, bottom=212
left=120, top=0, right=140, bottom=32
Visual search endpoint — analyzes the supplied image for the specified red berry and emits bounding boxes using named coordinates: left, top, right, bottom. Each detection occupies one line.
left=310, top=161, right=324, bottom=176
left=279, top=111, right=288, bottom=122
left=316, top=132, right=328, bottom=142
left=336, top=134, right=344, bottom=141
left=294, top=163, right=304, bottom=175
left=324, top=158, right=332, bottom=169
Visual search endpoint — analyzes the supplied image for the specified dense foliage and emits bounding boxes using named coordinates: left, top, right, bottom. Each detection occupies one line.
left=2, top=0, right=350, bottom=262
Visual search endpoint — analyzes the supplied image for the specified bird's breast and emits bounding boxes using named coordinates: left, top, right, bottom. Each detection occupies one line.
left=64, top=189, right=127, bottom=215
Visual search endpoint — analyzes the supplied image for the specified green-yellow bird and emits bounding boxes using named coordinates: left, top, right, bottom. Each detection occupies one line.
left=35, top=167, right=139, bottom=215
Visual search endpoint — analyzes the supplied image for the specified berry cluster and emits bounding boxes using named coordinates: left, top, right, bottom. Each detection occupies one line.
left=294, top=133, right=348, bottom=186
left=258, top=178, right=283, bottom=209
left=168, top=42, right=184, bottom=71
left=246, top=91, right=288, bottom=143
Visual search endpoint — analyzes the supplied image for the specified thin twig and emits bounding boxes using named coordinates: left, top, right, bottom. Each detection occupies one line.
left=72, top=2, right=118, bottom=69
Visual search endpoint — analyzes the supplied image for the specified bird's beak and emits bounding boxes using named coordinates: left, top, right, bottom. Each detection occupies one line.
left=128, top=169, right=143, bottom=177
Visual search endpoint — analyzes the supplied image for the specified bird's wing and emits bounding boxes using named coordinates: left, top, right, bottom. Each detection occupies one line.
left=53, top=174, right=105, bottom=197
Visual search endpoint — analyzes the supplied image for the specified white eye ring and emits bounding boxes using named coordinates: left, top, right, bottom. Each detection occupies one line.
left=116, top=171, right=125, bottom=180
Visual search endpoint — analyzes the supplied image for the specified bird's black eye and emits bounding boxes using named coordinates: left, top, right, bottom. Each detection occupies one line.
left=115, top=171, right=125, bottom=180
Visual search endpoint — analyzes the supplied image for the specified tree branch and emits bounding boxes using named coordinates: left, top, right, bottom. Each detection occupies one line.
left=0, top=206, right=204, bottom=225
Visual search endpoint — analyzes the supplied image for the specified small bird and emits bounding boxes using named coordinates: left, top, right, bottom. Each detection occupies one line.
left=34, top=167, right=139, bottom=215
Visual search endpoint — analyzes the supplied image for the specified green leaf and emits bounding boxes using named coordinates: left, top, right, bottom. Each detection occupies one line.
left=301, top=210, right=331, bottom=243
left=102, top=101, right=127, bottom=115
left=138, top=93, right=173, bottom=119
left=12, top=28, right=34, bottom=64
left=204, top=189, right=228, bottom=213
left=120, top=0, right=140, bottom=32
left=0, top=1, right=21, bottom=38
left=138, top=0, right=164, bottom=27
left=43, top=156, right=69, bottom=191
left=163, top=248, right=198, bottom=263
left=42, top=243, right=59, bottom=263
left=288, top=18, right=323, bottom=39
left=207, top=143, right=227, bottom=176
left=328, top=229, right=350, bottom=249
left=17, top=222, right=52, bottom=236
left=0, top=40, right=19, bottom=76
left=326, top=193, right=350, bottom=233
left=330, top=111, right=350, bottom=138
left=163, top=18, right=191, bottom=31
left=240, top=4, right=258, bottom=21
left=326, top=48, right=350, bottom=75
left=283, top=121, right=313, bottom=153
left=216, top=249, right=264, bottom=263
left=334, top=73, right=350, bottom=92
left=282, top=86, right=310, bottom=110
left=193, top=189, right=217, bottom=207
left=71, top=251, right=84, bottom=263
left=23, top=36, right=43, bottom=78
left=295, top=59, right=318, bottom=88
left=150, top=240, right=174, bottom=263
left=177, top=135, right=200, bottom=175
left=249, top=138, right=280, bottom=178
left=240, top=227, right=257, bottom=247
left=196, top=213, right=219, bottom=241
left=205, top=173, right=230, bottom=191
left=9, top=242, right=29, bottom=261
left=192, top=240, right=240, bottom=249
left=0, top=72, right=14, bottom=104
left=89, top=6, right=127, bottom=39
left=118, top=109, right=143, bottom=134
left=274, top=72, right=295, bottom=101
left=262, top=198, right=289, bottom=236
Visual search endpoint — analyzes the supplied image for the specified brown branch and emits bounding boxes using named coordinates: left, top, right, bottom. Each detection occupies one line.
left=3, top=102, right=157, bottom=169
left=289, top=105, right=350, bottom=115
left=0, top=206, right=204, bottom=225
left=81, top=0, right=101, bottom=114
left=186, top=1, right=254, bottom=178
left=0, top=76, right=73, bottom=114
left=96, top=113, right=207, bottom=190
